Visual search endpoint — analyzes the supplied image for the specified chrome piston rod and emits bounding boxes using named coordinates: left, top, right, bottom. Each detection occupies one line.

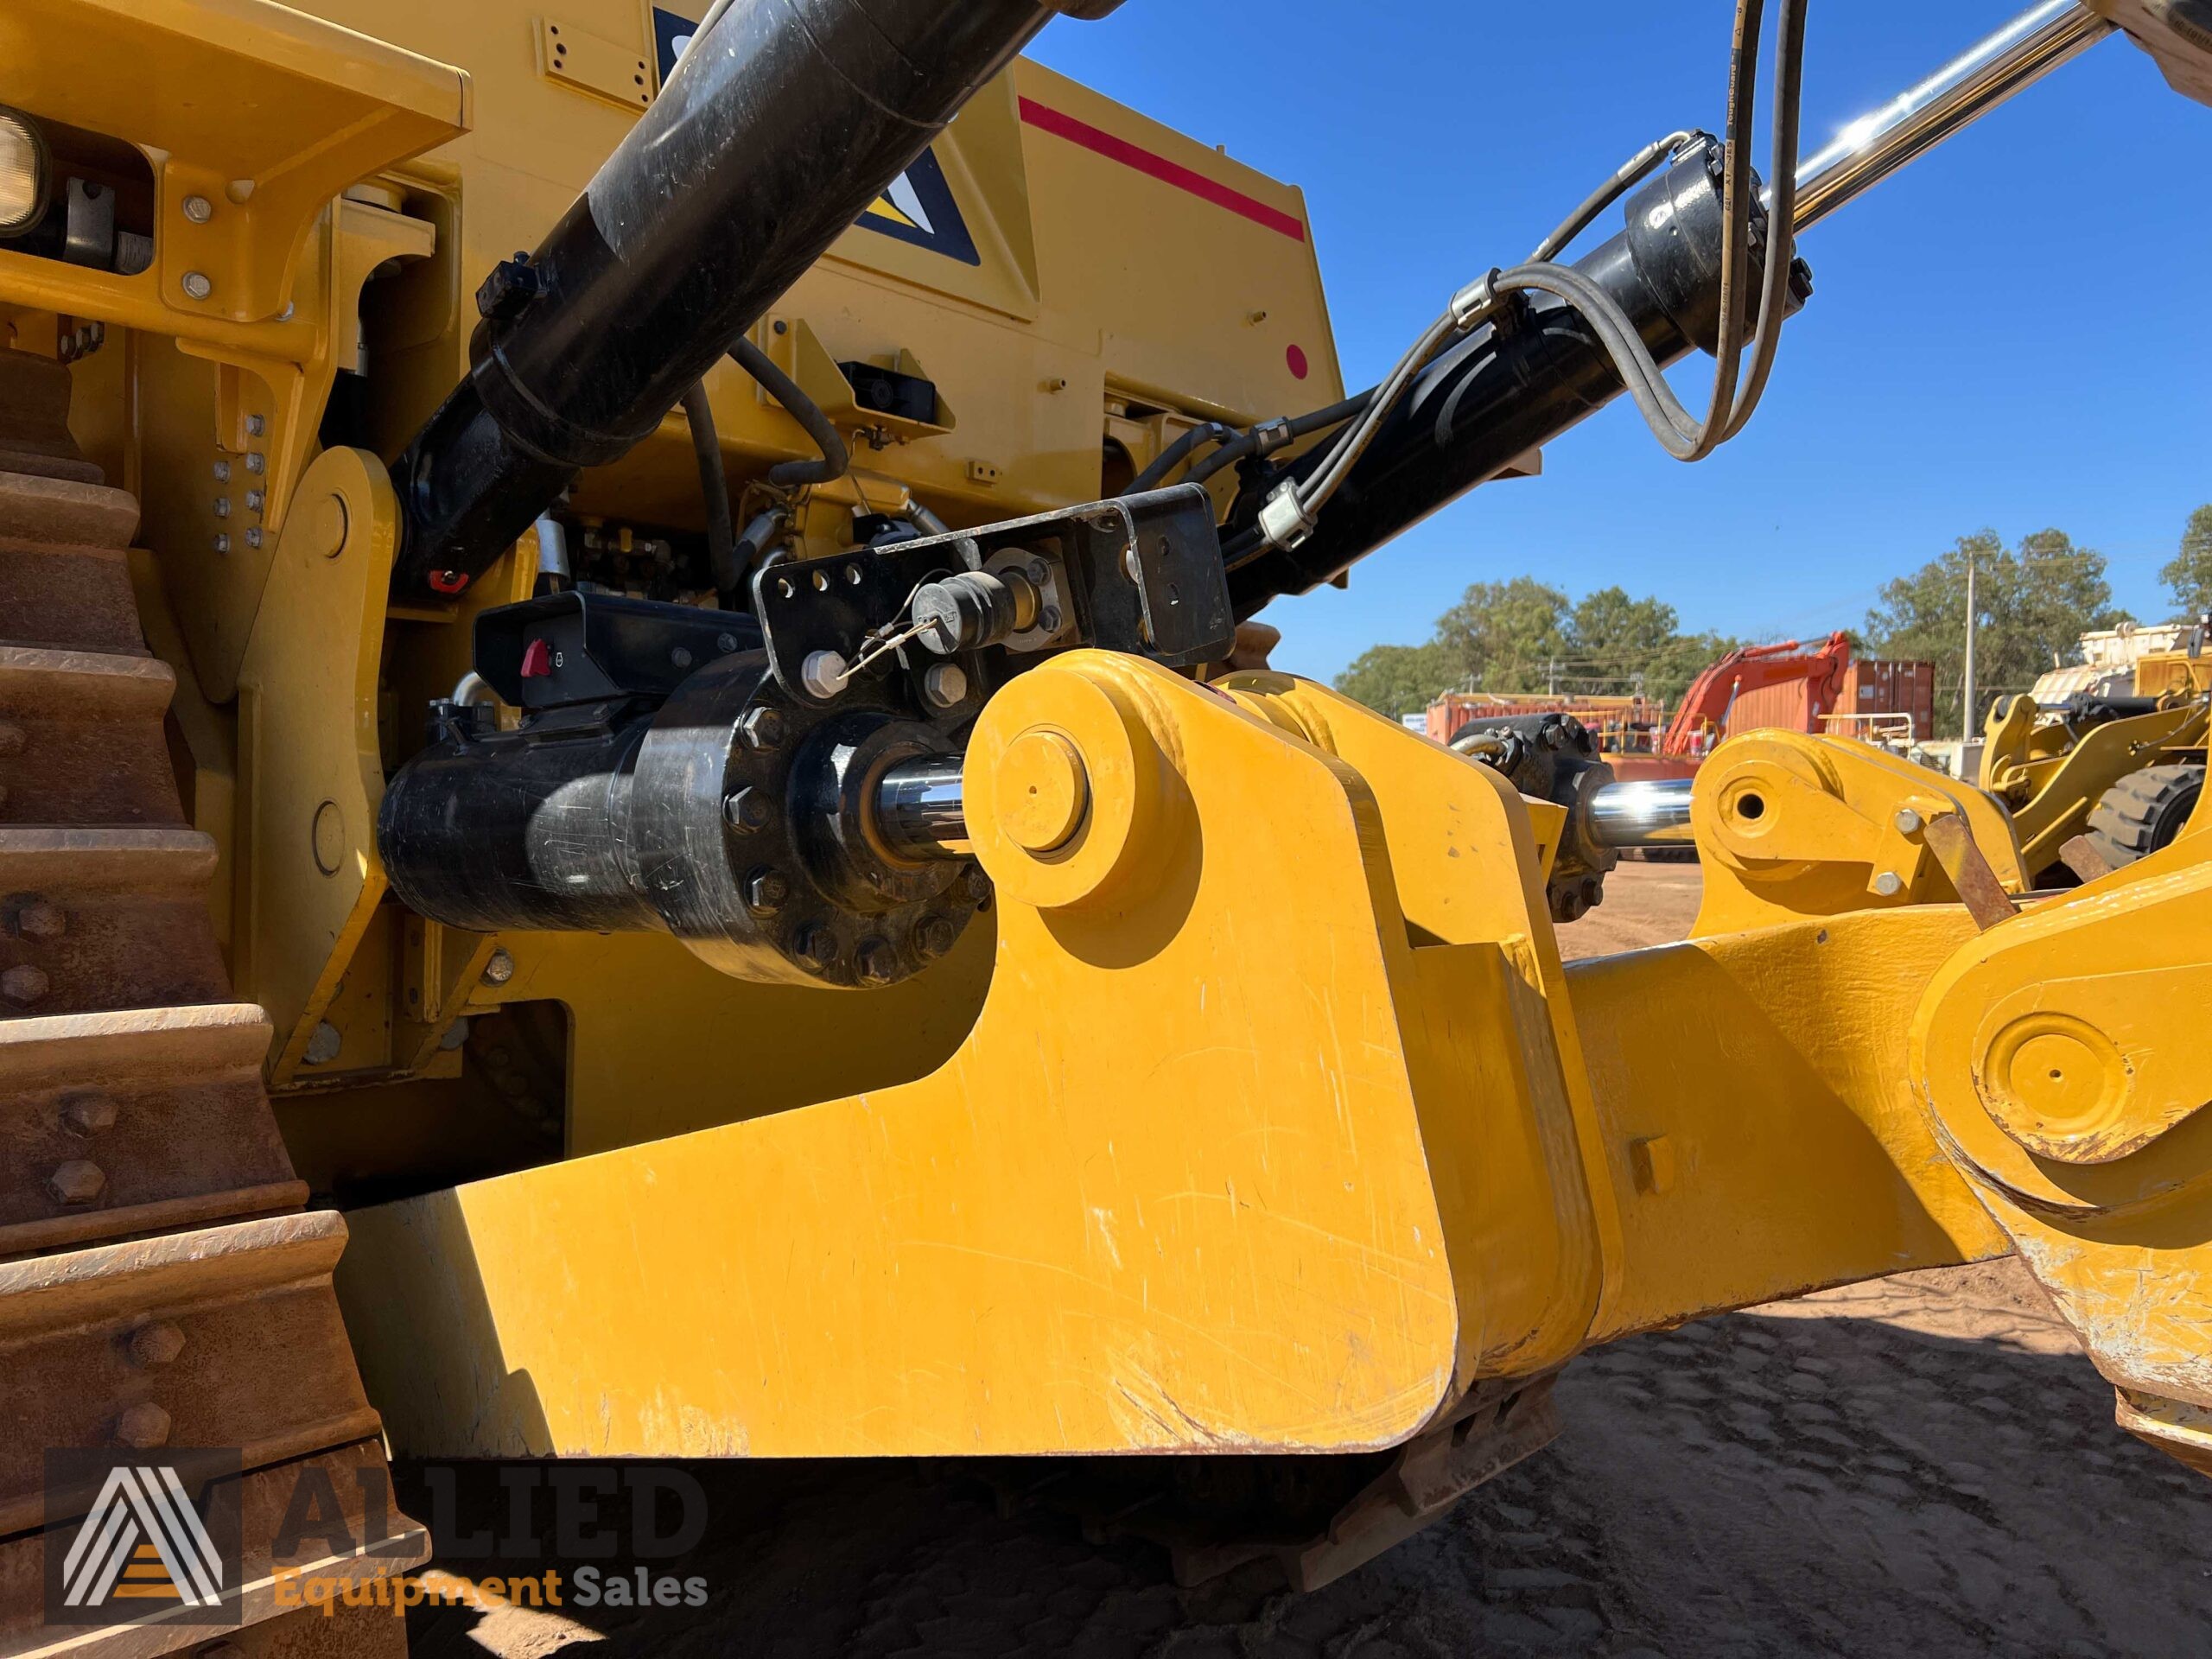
left=878, top=753, right=1697, bottom=857
left=1780, top=1, right=2114, bottom=232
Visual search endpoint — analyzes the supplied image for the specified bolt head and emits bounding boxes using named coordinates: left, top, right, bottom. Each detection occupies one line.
left=723, top=786, right=770, bottom=833
left=1037, top=607, right=1063, bottom=636
left=12, top=898, right=66, bottom=941
left=716, top=632, right=740, bottom=654
left=2, top=963, right=50, bottom=1007
left=440, top=1017, right=472, bottom=1052
left=746, top=869, right=790, bottom=914
left=116, top=1402, right=172, bottom=1450
left=213, top=460, right=231, bottom=483
left=855, top=940, right=899, bottom=987
left=130, top=1322, right=187, bottom=1369
left=739, top=707, right=785, bottom=751
left=48, top=1160, right=106, bottom=1205
left=181, top=194, right=213, bottom=223
left=245, top=451, right=264, bottom=475
left=963, top=867, right=993, bottom=905
left=480, top=948, right=518, bottom=987
left=213, top=534, right=231, bottom=556
left=1873, top=871, right=1904, bottom=898
left=246, top=414, right=265, bottom=437
left=245, top=527, right=263, bottom=550
left=915, top=916, right=959, bottom=960
left=791, top=925, right=834, bottom=971
left=799, top=650, right=847, bottom=701
left=213, top=496, right=231, bottom=518
left=922, top=661, right=969, bottom=710
left=181, top=270, right=213, bottom=301
left=303, top=1020, right=343, bottom=1065
left=62, top=1091, right=118, bottom=1135
left=1895, top=808, right=1924, bottom=835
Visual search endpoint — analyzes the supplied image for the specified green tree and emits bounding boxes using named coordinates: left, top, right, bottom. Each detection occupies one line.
left=1865, top=527, right=2130, bottom=739
left=2164, top=505, right=2212, bottom=620
left=1332, top=641, right=1456, bottom=719
left=1432, top=577, right=1570, bottom=693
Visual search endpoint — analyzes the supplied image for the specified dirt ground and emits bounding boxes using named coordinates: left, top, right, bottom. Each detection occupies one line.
left=406, top=863, right=2209, bottom=1659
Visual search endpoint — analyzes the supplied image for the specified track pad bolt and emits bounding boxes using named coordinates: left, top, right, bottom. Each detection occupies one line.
left=130, top=1322, right=187, bottom=1369
left=10, top=898, right=66, bottom=941
left=2, top=964, right=50, bottom=1007
left=995, top=729, right=1090, bottom=855
left=48, top=1160, right=106, bottom=1204
left=116, top=1403, right=172, bottom=1450
left=62, top=1091, right=118, bottom=1134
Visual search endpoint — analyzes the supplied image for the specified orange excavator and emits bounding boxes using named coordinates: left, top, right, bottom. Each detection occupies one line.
left=1656, top=631, right=1854, bottom=761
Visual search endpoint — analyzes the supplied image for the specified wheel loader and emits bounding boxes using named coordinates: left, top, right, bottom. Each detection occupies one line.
left=1980, top=619, right=2210, bottom=882
left=3, top=0, right=2211, bottom=1650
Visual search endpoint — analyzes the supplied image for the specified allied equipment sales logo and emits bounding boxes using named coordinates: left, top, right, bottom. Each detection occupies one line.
left=43, top=1450, right=243, bottom=1629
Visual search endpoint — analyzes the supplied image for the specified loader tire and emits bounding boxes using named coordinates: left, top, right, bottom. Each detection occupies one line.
left=0, top=363, right=423, bottom=1653
left=2084, top=762, right=2204, bottom=869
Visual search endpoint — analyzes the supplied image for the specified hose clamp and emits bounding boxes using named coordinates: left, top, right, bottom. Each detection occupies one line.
left=1257, top=480, right=1319, bottom=551
left=1449, top=269, right=1504, bottom=332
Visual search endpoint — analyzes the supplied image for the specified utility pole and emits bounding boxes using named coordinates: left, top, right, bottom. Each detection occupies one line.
left=1961, top=550, right=1979, bottom=739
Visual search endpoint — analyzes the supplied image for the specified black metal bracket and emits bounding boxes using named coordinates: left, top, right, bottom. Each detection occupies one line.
left=752, top=484, right=1232, bottom=702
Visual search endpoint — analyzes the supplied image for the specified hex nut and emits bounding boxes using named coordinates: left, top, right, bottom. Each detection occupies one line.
left=855, top=940, right=899, bottom=987
left=48, top=1160, right=107, bottom=1204
left=739, top=707, right=785, bottom=751
left=116, top=1403, right=173, bottom=1450
left=1895, top=808, right=1924, bottom=835
left=480, top=948, right=518, bottom=987
left=1872, top=871, right=1904, bottom=898
left=181, top=194, right=213, bottom=223
left=746, top=869, right=790, bottom=915
left=2, top=964, right=51, bottom=1007
left=13, top=898, right=67, bottom=942
left=62, top=1091, right=118, bottom=1135
left=723, top=787, right=769, bottom=833
left=130, top=1322, right=187, bottom=1369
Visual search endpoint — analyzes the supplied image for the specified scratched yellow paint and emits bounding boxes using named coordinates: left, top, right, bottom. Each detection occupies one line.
left=340, top=657, right=1473, bottom=1457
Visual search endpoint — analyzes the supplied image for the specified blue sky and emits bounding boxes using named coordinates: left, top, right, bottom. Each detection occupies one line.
left=1029, top=3, right=2212, bottom=682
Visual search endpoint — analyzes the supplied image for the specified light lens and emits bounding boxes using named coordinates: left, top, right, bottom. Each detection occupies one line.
left=0, top=109, right=50, bottom=235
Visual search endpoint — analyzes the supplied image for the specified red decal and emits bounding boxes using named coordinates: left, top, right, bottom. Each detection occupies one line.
left=1286, top=344, right=1310, bottom=380
left=1018, top=97, right=1306, bottom=243
left=520, top=637, right=553, bottom=678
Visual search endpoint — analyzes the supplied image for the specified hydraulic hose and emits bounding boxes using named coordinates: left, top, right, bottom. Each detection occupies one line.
left=1128, top=422, right=1236, bottom=493
left=680, top=381, right=741, bottom=601
left=729, top=336, right=849, bottom=490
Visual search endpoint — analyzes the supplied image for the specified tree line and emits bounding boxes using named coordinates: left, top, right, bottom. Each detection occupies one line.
left=1336, top=505, right=2212, bottom=741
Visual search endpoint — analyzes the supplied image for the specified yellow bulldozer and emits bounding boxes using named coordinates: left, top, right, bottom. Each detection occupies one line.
left=3, top=0, right=2210, bottom=1650
left=1980, top=620, right=2210, bottom=881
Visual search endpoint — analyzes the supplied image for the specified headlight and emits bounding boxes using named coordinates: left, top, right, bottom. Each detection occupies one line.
left=0, top=107, right=51, bottom=236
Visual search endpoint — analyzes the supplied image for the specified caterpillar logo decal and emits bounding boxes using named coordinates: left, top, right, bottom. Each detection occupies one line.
left=44, top=1450, right=242, bottom=1629
left=855, top=149, right=982, bottom=265
left=652, top=10, right=980, bottom=266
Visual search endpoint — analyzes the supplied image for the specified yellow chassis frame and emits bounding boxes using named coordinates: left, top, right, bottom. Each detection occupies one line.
left=338, top=655, right=2212, bottom=1479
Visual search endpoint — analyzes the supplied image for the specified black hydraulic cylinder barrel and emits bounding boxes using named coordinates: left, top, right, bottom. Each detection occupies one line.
left=1227, top=139, right=1811, bottom=619
left=389, top=0, right=1071, bottom=598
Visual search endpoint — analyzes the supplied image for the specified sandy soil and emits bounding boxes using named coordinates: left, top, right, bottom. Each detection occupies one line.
left=406, top=864, right=2208, bottom=1658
